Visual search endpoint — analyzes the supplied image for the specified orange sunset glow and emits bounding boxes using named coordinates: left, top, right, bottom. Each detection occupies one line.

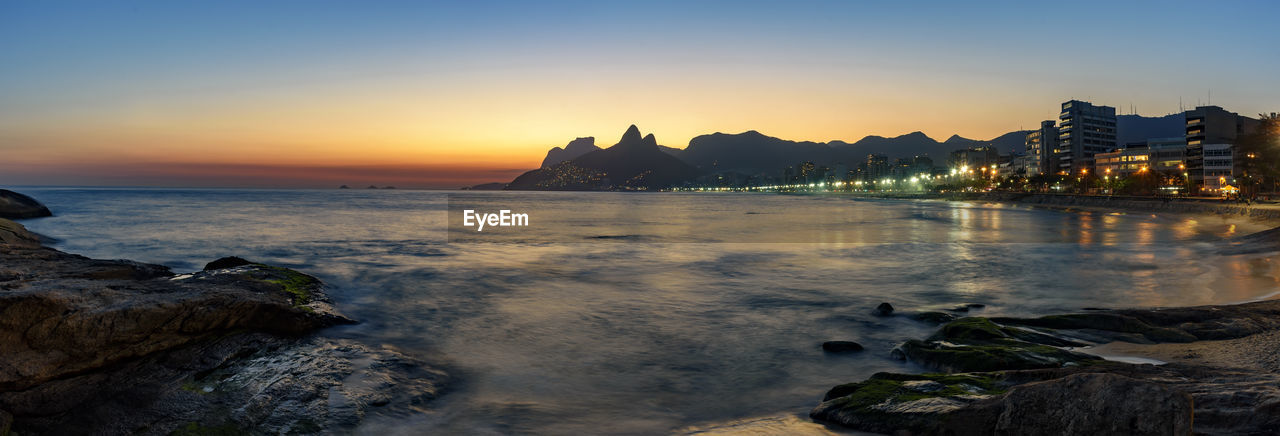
left=2, top=2, right=1277, bottom=188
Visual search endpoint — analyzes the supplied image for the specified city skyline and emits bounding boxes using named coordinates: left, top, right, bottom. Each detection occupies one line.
left=2, top=1, right=1278, bottom=188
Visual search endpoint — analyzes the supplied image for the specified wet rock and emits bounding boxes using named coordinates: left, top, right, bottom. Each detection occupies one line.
left=890, top=318, right=1100, bottom=372
left=872, top=302, right=894, bottom=316
left=0, top=248, right=351, bottom=393
left=945, top=303, right=986, bottom=313
left=810, top=372, right=1001, bottom=434
left=813, top=371, right=1191, bottom=435
left=983, top=373, right=1192, bottom=435
left=0, top=190, right=52, bottom=219
left=204, top=256, right=254, bottom=270
left=822, top=341, right=864, bottom=353
left=908, top=311, right=957, bottom=324
left=2, top=334, right=447, bottom=435
left=891, top=339, right=1101, bottom=373
left=817, top=300, right=1280, bottom=435
left=993, top=313, right=1198, bottom=343
left=0, top=218, right=40, bottom=249
left=0, top=229, right=444, bottom=434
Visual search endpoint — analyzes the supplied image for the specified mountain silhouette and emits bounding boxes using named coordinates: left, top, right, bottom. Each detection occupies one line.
left=680, top=130, right=835, bottom=173
left=1117, top=113, right=1184, bottom=145
left=831, top=131, right=951, bottom=159
left=507, top=125, right=699, bottom=190
left=541, top=137, right=600, bottom=168
left=679, top=129, right=1031, bottom=174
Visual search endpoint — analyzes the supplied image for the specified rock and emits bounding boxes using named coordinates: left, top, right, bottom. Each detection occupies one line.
left=0, top=190, right=52, bottom=219
left=810, top=372, right=1001, bottom=434
left=817, top=300, right=1280, bottom=435
left=204, top=256, right=254, bottom=270
left=909, top=311, right=957, bottom=324
left=1, top=334, right=447, bottom=435
left=0, top=249, right=352, bottom=393
left=891, top=339, right=1101, bottom=373
left=0, top=218, right=40, bottom=249
left=946, top=303, right=986, bottom=313
left=339, top=185, right=350, bottom=189
left=982, top=373, right=1192, bottom=435
left=0, top=409, right=11, bottom=436
left=872, top=302, right=894, bottom=316
left=813, top=371, right=1191, bottom=436
left=889, top=318, right=1100, bottom=372
left=822, top=341, right=864, bottom=353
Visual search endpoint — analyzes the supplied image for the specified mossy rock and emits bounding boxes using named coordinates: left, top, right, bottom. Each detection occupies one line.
left=823, top=372, right=1001, bottom=401
left=992, top=313, right=1198, bottom=343
left=929, top=317, right=1087, bottom=347
left=811, top=372, right=1003, bottom=434
left=893, top=338, right=1102, bottom=373
left=234, top=264, right=321, bottom=309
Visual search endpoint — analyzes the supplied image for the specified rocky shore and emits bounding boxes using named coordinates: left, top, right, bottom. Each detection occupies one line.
left=811, top=296, right=1280, bottom=435
left=0, top=217, right=446, bottom=435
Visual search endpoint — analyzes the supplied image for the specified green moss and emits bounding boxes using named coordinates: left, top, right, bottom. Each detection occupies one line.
left=168, top=422, right=241, bottom=436
left=824, top=372, right=1005, bottom=407
left=248, top=264, right=319, bottom=308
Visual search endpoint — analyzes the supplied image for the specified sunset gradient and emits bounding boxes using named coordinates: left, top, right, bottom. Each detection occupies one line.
left=2, top=1, right=1278, bottom=187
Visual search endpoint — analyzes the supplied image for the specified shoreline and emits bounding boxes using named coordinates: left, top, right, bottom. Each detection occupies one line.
left=839, top=191, right=1280, bottom=224
left=0, top=217, right=447, bottom=435
left=807, top=280, right=1280, bottom=435
left=6, top=190, right=1280, bottom=434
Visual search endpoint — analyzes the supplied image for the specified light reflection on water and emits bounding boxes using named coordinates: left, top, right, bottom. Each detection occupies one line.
left=13, top=188, right=1280, bottom=434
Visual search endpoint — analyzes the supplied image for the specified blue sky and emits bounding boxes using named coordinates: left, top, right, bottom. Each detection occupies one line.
left=1, top=1, right=1277, bottom=187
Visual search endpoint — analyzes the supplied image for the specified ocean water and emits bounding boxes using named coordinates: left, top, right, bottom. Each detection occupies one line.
left=13, top=187, right=1280, bottom=434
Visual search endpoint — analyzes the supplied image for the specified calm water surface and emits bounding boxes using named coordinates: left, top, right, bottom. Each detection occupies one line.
left=14, top=188, right=1280, bottom=434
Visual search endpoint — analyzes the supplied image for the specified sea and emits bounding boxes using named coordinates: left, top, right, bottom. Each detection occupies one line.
left=13, top=187, right=1280, bottom=434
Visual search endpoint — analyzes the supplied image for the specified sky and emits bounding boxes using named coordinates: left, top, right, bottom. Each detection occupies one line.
left=2, top=1, right=1278, bottom=188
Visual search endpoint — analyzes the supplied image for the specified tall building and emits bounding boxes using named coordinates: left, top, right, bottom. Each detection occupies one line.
left=947, top=146, right=999, bottom=171
left=862, top=154, right=889, bottom=182
left=1024, top=120, right=1057, bottom=177
left=1055, top=100, right=1117, bottom=175
left=1184, top=106, right=1260, bottom=193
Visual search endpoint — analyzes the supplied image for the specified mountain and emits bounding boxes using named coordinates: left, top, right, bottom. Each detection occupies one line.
left=833, top=131, right=952, bottom=160
left=507, top=125, right=700, bottom=190
left=943, top=134, right=981, bottom=147
left=540, top=137, right=600, bottom=168
left=986, top=130, right=1032, bottom=153
left=681, top=130, right=835, bottom=173
left=677, top=129, right=1035, bottom=174
left=1116, top=114, right=1184, bottom=146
